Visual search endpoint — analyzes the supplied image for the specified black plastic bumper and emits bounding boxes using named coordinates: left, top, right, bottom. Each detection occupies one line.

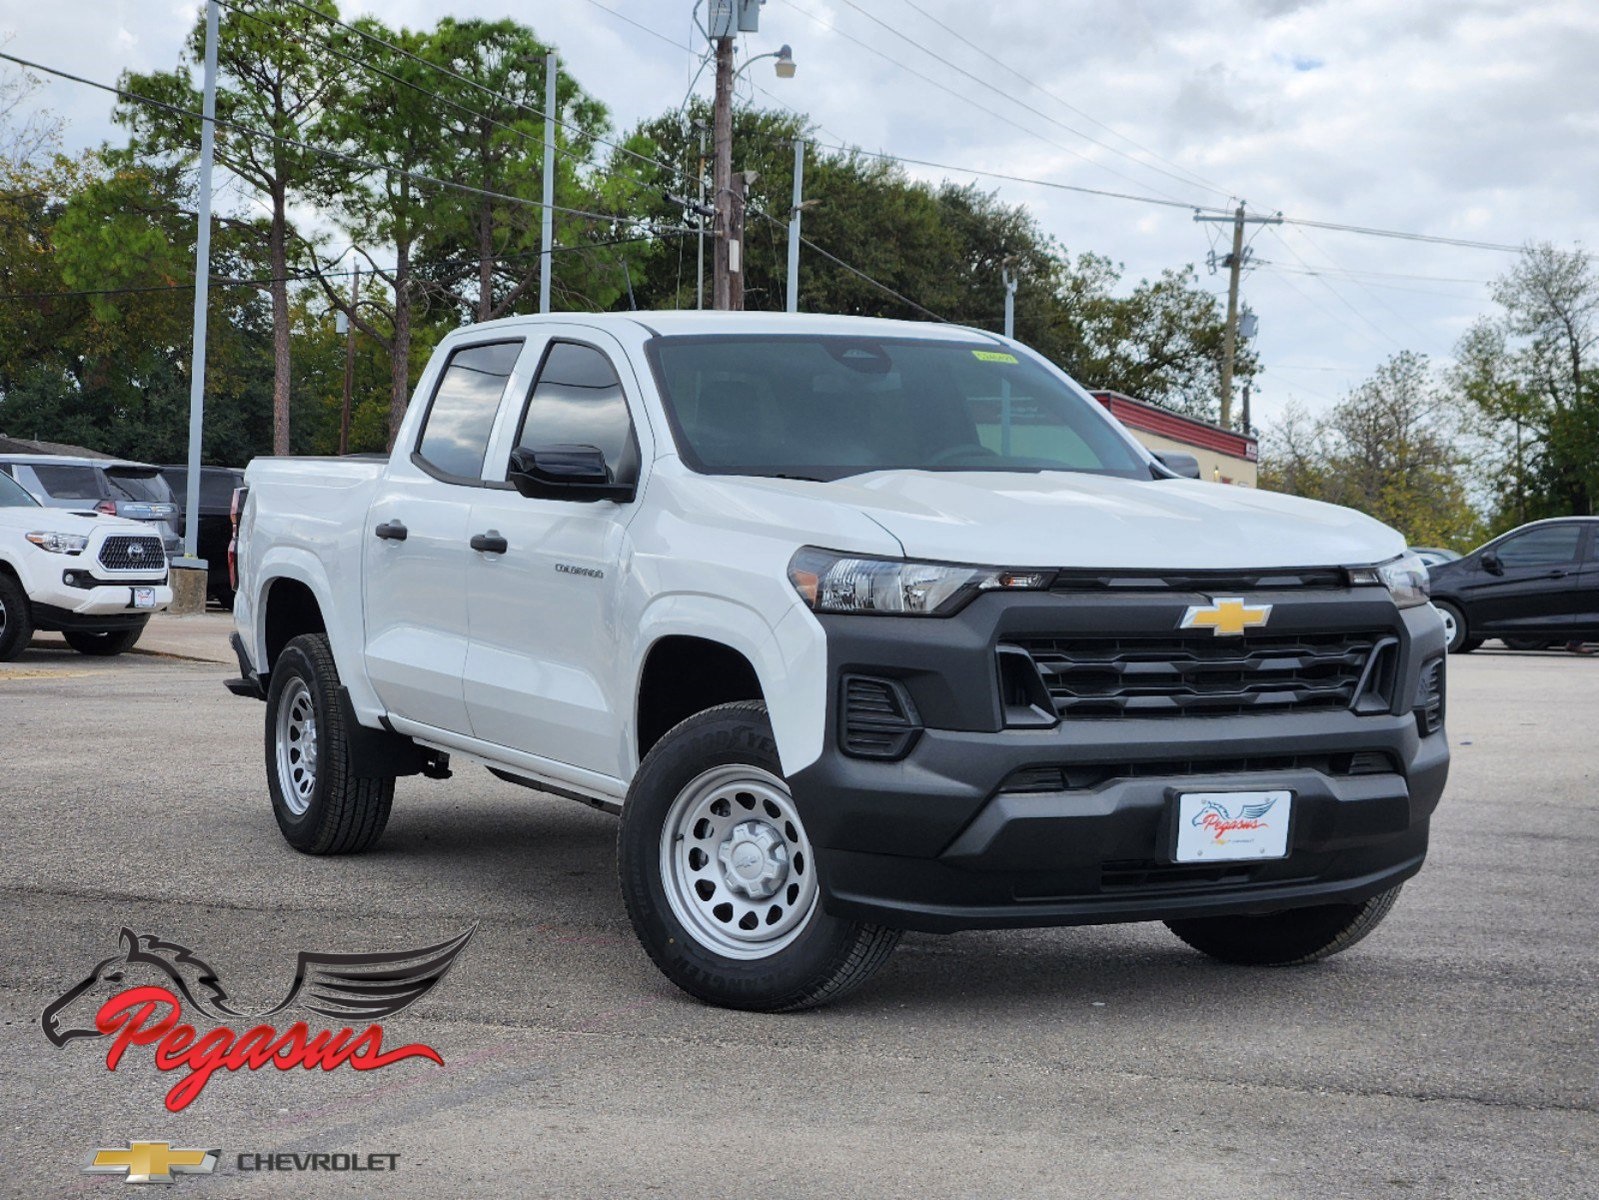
left=788, top=592, right=1450, bottom=934
left=30, top=604, right=152, bottom=634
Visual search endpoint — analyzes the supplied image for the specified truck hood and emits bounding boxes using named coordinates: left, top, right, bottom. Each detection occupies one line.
left=717, top=470, right=1406, bottom=570
left=0, top=506, right=142, bottom=537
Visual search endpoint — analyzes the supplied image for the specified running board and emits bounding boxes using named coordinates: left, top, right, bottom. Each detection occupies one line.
left=487, top=767, right=622, bottom=815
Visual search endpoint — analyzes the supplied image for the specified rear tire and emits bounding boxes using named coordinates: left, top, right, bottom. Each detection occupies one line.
left=1165, top=885, right=1403, bottom=966
left=618, top=701, right=900, bottom=1011
left=64, top=622, right=146, bottom=657
left=265, top=632, right=393, bottom=854
left=0, top=572, right=32, bottom=661
left=1502, top=636, right=1551, bottom=651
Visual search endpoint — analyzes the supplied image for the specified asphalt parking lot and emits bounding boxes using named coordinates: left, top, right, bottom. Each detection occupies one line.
left=1, top=614, right=1594, bottom=1199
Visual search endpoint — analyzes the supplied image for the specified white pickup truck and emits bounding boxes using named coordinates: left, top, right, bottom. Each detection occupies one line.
left=229, top=312, right=1448, bottom=1010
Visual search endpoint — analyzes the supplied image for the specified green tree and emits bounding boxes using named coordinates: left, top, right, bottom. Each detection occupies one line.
left=118, top=0, right=346, bottom=455
left=1259, top=351, right=1483, bottom=548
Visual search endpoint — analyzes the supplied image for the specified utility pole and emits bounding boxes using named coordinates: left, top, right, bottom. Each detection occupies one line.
left=786, top=139, right=804, bottom=313
left=711, top=32, right=734, bottom=309
left=1000, top=265, right=1017, bottom=455
left=338, top=263, right=359, bottom=456
left=1194, top=205, right=1280, bottom=428
left=176, top=0, right=218, bottom=605
left=695, top=122, right=707, bottom=309
left=539, top=51, right=556, bottom=314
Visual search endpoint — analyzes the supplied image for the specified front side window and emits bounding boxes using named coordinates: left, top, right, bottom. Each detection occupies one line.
left=515, top=342, right=638, bottom=483
left=416, top=340, right=524, bottom=481
left=648, top=336, right=1148, bottom=481
left=1493, top=525, right=1582, bottom=568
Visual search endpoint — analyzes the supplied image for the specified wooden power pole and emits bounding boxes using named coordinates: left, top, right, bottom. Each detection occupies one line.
left=711, top=34, right=735, bottom=310
left=1195, top=205, right=1280, bottom=428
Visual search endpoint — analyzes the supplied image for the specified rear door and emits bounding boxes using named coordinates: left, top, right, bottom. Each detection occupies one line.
left=1575, top=524, right=1599, bottom=636
left=462, top=333, right=647, bottom=778
left=1464, top=523, right=1587, bottom=636
left=363, top=338, right=528, bottom=734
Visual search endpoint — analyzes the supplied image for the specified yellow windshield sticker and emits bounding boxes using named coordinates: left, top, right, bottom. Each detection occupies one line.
left=972, top=350, right=1018, bottom=363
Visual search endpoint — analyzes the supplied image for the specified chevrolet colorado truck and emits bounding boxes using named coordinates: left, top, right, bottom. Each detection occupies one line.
left=227, top=312, right=1448, bottom=1011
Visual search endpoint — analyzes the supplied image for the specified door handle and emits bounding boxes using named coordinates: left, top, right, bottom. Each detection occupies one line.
left=374, top=520, right=408, bottom=541
left=470, top=531, right=509, bottom=554
left=1546, top=569, right=1569, bottom=578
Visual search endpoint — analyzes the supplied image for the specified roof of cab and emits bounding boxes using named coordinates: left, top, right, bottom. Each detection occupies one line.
left=447, top=309, right=1001, bottom=343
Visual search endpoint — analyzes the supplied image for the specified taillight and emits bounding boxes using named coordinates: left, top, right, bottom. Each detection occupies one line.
left=228, top=486, right=248, bottom=592
left=95, top=499, right=117, bottom=516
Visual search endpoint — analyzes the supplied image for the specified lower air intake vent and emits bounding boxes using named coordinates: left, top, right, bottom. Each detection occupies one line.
left=1416, top=657, right=1445, bottom=736
left=840, top=675, right=921, bottom=761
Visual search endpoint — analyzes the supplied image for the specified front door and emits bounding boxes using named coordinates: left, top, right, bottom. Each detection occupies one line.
left=1462, top=522, right=1587, bottom=637
left=463, top=336, right=646, bottom=779
left=363, top=338, right=527, bottom=733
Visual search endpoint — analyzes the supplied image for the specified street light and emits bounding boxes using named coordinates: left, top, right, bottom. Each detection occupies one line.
left=734, top=44, right=796, bottom=82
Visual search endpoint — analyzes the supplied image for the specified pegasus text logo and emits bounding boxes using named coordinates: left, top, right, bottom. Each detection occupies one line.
left=85, top=1142, right=218, bottom=1184
left=41, top=929, right=472, bottom=1112
left=1179, top=597, right=1273, bottom=636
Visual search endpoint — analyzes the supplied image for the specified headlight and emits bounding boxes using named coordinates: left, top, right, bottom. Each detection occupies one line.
left=1351, top=552, right=1430, bottom=608
left=788, top=548, right=1052, bottom=616
left=25, top=531, right=89, bottom=555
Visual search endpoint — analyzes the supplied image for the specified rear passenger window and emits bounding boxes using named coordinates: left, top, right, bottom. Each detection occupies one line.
left=416, top=341, right=524, bottom=481
left=31, top=465, right=107, bottom=500
left=1494, top=525, right=1582, bottom=567
left=515, top=342, right=638, bottom=484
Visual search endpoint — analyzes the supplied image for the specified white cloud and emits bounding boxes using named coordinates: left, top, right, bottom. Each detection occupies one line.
left=0, top=0, right=1594, bottom=420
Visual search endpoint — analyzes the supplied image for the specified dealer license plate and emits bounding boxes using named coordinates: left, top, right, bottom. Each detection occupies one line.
left=132, top=587, right=157, bottom=610
left=1174, top=791, right=1292, bottom=863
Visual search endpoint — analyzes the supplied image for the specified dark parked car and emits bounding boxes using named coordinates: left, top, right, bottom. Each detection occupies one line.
left=1427, top=517, right=1599, bottom=653
left=158, top=464, right=246, bottom=608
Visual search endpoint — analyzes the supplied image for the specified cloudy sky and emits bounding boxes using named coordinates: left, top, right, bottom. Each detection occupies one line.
left=3, top=0, right=1596, bottom=428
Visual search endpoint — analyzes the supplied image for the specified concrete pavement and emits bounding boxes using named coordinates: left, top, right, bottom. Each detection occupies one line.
left=0, top=644, right=1593, bottom=1198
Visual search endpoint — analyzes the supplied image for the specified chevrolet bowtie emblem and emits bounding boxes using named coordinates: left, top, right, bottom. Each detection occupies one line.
left=1179, top=597, right=1273, bottom=636
left=84, top=1142, right=218, bottom=1184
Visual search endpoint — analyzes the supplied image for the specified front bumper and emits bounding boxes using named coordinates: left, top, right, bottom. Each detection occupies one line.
left=788, top=590, right=1449, bottom=934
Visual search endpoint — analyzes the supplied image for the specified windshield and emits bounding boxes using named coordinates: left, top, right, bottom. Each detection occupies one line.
left=648, top=335, right=1151, bottom=481
left=0, top=470, right=40, bottom=507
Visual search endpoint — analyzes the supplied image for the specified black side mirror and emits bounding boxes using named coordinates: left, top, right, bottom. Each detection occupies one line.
left=1153, top=451, right=1203, bottom=479
left=508, top=445, right=635, bottom=503
left=1481, top=551, right=1503, bottom=576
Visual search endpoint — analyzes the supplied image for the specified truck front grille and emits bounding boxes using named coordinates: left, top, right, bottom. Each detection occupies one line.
left=1009, top=630, right=1388, bottom=719
left=98, top=535, right=166, bottom=572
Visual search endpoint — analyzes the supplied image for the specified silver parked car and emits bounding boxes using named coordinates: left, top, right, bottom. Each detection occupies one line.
left=0, top=455, right=181, bottom=558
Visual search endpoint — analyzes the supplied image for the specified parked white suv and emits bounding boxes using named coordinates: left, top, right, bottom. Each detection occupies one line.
left=229, top=312, right=1449, bottom=1010
left=0, top=469, right=172, bottom=659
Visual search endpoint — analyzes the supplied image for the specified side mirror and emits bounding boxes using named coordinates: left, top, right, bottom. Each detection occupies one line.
left=1481, top=551, right=1503, bottom=576
left=508, top=445, right=635, bottom=503
left=1153, top=451, right=1202, bottom=479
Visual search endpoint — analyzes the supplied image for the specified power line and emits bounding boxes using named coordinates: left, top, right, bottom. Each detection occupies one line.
left=0, top=50, right=645, bottom=228
left=894, top=0, right=1235, bottom=201
left=0, top=230, right=690, bottom=302
left=1263, top=226, right=1405, bottom=351
left=826, top=0, right=1226, bottom=203
left=782, top=0, right=1202, bottom=207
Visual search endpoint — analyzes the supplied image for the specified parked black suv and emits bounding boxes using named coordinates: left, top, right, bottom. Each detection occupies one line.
left=1428, top=517, right=1599, bottom=653
left=158, top=464, right=246, bottom=609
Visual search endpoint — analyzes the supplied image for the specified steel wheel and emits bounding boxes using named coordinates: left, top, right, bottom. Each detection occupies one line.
left=659, top=764, right=820, bottom=960
left=273, top=676, right=318, bottom=815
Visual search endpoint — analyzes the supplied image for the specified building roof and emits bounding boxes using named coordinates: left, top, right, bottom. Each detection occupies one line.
left=0, top=435, right=117, bottom=459
left=1090, top=391, right=1258, bottom=462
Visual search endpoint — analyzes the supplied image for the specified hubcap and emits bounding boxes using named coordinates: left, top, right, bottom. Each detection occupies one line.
left=660, top=765, right=819, bottom=960
left=274, top=678, right=318, bottom=815
left=1438, top=605, right=1457, bottom=645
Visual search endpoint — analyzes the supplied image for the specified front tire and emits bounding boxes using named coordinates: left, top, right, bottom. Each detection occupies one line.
left=0, top=572, right=32, bottom=661
left=1165, top=885, right=1403, bottom=966
left=64, top=621, right=146, bottom=657
left=618, top=702, right=900, bottom=1011
left=1434, top=601, right=1475, bottom=654
left=265, top=633, right=393, bottom=854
